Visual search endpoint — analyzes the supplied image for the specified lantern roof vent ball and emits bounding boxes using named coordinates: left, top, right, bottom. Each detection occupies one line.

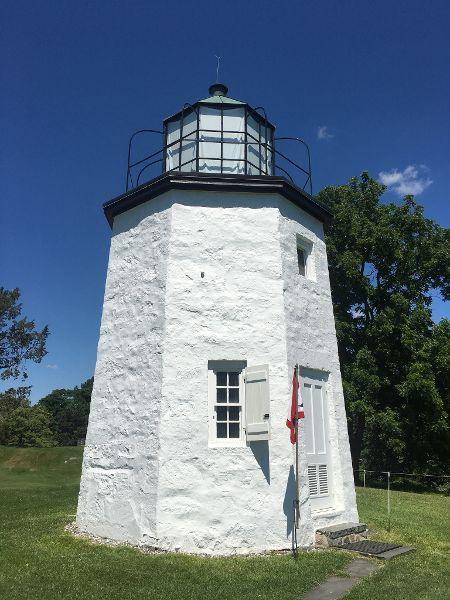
left=197, top=84, right=246, bottom=106
left=208, top=82, right=229, bottom=97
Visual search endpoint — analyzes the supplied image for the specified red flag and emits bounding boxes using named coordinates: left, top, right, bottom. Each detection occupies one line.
left=286, top=367, right=305, bottom=445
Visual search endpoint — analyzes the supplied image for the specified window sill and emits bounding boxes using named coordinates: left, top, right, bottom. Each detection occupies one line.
left=208, top=440, right=246, bottom=449
left=298, top=274, right=317, bottom=284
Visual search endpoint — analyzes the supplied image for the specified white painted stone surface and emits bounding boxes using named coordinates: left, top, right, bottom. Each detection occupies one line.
left=76, top=188, right=358, bottom=554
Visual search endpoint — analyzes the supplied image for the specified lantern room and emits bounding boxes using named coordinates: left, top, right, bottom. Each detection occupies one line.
left=125, top=83, right=313, bottom=195
left=163, top=83, right=275, bottom=176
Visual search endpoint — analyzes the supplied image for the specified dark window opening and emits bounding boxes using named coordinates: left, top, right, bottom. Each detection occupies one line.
left=297, top=247, right=306, bottom=276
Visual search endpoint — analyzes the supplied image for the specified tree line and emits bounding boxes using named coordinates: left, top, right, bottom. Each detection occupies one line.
left=0, top=379, right=93, bottom=447
left=0, top=287, right=93, bottom=447
left=1, top=173, right=449, bottom=473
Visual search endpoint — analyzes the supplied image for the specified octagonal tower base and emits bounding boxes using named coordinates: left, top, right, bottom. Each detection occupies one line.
left=76, top=175, right=358, bottom=554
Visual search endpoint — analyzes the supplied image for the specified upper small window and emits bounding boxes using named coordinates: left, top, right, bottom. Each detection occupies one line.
left=296, top=235, right=315, bottom=280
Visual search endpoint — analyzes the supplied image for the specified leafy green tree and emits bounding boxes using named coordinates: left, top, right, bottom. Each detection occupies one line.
left=318, top=173, right=449, bottom=473
left=0, top=387, right=30, bottom=445
left=39, top=378, right=93, bottom=445
left=4, top=404, right=55, bottom=447
left=0, top=387, right=55, bottom=447
left=0, top=287, right=49, bottom=380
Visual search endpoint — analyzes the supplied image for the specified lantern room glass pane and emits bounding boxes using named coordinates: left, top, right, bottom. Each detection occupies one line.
left=180, top=139, right=197, bottom=171
left=183, top=111, right=197, bottom=135
left=222, top=107, right=245, bottom=132
left=199, top=137, right=221, bottom=160
left=166, top=119, right=181, bottom=170
left=223, top=132, right=245, bottom=174
left=202, top=160, right=222, bottom=173
left=179, top=111, right=197, bottom=172
left=199, top=107, right=221, bottom=131
left=247, top=115, right=259, bottom=142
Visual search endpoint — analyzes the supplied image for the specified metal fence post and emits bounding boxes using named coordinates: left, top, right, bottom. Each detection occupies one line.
left=387, top=471, right=391, bottom=532
left=363, top=469, right=366, bottom=488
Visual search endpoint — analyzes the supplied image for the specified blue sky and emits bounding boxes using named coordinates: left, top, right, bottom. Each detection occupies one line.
left=1, top=0, right=449, bottom=402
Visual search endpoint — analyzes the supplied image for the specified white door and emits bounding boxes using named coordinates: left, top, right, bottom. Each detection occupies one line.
left=301, top=371, right=333, bottom=511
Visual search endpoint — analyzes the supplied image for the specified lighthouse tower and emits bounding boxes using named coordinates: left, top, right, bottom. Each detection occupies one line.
left=76, top=84, right=359, bottom=554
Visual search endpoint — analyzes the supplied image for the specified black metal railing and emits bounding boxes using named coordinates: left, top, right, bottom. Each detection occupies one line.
left=125, top=129, right=313, bottom=195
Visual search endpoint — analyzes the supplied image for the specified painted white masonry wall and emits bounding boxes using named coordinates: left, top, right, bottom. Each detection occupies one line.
left=76, top=188, right=358, bottom=554
left=77, top=195, right=172, bottom=544
left=277, top=200, right=359, bottom=541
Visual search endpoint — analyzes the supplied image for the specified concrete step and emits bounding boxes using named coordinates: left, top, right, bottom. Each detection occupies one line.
left=315, top=522, right=368, bottom=547
left=341, top=540, right=416, bottom=560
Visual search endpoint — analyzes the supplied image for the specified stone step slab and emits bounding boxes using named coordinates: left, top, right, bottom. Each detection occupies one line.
left=315, top=522, right=368, bottom=547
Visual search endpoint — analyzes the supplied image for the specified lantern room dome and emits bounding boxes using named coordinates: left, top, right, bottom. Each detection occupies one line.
left=163, top=84, right=275, bottom=177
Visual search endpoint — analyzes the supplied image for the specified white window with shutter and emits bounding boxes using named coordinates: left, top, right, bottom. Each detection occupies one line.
left=301, top=370, right=334, bottom=511
left=207, top=361, right=270, bottom=447
left=208, top=360, right=247, bottom=447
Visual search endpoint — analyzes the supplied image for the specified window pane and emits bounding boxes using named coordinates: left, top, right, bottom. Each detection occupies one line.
left=297, top=247, right=306, bottom=276
left=199, top=107, right=221, bottom=131
left=216, top=372, right=227, bottom=386
left=199, top=159, right=222, bottom=173
left=228, top=406, right=240, bottom=421
left=217, top=388, right=227, bottom=403
left=222, top=107, right=245, bottom=132
left=216, top=406, right=227, bottom=421
left=223, top=134, right=244, bottom=160
left=247, top=115, right=259, bottom=143
left=229, top=372, right=239, bottom=387
left=166, top=142, right=180, bottom=170
left=217, top=423, right=227, bottom=438
left=229, top=388, right=239, bottom=403
left=199, top=138, right=221, bottom=159
left=183, top=110, right=197, bottom=136
left=229, top=423, right=240, bottom=438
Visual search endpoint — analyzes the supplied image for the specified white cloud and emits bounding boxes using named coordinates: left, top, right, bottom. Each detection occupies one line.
left=378, top=164, right=432, bottom=196
left=317, top=125, right=334, bottom=140
left=45, top=364, right=58, bottom=370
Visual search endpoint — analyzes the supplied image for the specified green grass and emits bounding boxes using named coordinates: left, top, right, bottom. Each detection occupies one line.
left=0, top=446, right=349, bottom=600
left=0, top=445, right=83, bottom=488
left=344, top=486, right=450, bottom=599
left=0, top=446, right=448, bottom=600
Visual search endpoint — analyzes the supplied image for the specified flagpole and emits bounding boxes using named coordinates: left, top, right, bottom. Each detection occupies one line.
left=295, top=363, right=300, bottom=529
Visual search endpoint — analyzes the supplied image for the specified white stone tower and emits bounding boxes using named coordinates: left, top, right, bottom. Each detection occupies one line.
left=76, top=84, right=359, bottom=554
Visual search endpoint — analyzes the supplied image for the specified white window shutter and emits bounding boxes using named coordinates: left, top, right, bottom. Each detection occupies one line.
left=244, top=365, right=270, bottom=442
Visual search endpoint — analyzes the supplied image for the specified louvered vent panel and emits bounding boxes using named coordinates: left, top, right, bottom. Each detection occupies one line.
left=318, top=464, right=328, bottom=495
left=308, top=464, right=318, bottom=496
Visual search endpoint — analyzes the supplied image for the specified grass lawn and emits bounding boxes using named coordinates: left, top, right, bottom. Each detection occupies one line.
left=0, top=446, right=449, bottom=599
